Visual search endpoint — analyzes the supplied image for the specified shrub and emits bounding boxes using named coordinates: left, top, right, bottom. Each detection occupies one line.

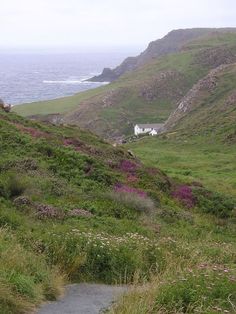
left=41, top=229, right=165, bottom=283
left=119, top=160, right=139, bottom=173
left=0, top=181, right=8, bottom=198
left=110, top=184, right=155, bottom=213
left=172, top=185, right=196, bottom=208
left=154, top=267, right=236, bottom=313
left=194, top=188, right=235, bottom=218
left=6, top=174, right=27, bottom=198
left=0, top=228, right=64, bottom=314
left=157, top=207, right=194, bottom=224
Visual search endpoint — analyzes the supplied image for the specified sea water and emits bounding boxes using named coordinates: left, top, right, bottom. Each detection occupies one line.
left=0, top=51, right=130, bottom=105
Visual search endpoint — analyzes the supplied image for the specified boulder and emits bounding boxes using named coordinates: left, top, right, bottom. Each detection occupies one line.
left=0, top=99, right=11, bottom=112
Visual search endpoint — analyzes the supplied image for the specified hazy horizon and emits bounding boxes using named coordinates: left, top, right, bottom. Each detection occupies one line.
left=1, top=0, right=236, bottom=52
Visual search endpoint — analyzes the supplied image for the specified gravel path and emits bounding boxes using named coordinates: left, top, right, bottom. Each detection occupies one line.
left=37, top=284, right=127, bottom=314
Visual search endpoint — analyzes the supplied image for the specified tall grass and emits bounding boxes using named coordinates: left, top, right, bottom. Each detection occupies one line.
left=0, top=228, right=64, bottom=314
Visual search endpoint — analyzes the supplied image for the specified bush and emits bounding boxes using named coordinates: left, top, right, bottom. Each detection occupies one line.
left=6, top=174, right=27, bottom=198
left=0, top=228, right=64, bottom=314
left=154, top=267, right=236, bottom=313
left=157, top=207, right=194, bottom=224
left=0, top=181, right=8, bottom=198
left=194, top=188, right=235, bottom=218
left=41, top=229, right=165, bottom=284
left=172, top=185, right=196, bottom=208
left=109, top=186, right=155, bottom=213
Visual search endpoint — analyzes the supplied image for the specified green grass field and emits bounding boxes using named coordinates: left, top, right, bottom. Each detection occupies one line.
left=128, top=136, right=236, bottom=197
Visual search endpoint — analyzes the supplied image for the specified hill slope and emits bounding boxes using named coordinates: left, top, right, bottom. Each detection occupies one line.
left=162, top=63, right=236, bottom=142
left=15, top=30, right=236, bottom=139
left=89, top=28, right=236, bottom=82
left=1, top=111, right=236, bottom=314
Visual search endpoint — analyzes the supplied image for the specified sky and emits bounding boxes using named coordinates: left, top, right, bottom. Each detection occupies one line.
left=1, top=0, right=236, bottom=51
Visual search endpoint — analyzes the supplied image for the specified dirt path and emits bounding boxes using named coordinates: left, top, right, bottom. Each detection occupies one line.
left=37, top=283, right=127, bottom=314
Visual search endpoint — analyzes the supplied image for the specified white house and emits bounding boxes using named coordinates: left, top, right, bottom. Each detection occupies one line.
left=149, top=129, right=158, bottom=136
left=134, top=124, right=164, bottom=136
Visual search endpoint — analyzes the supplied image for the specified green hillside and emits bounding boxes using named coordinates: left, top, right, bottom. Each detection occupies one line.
left=127, top=64, right=236, bottom=196
left=163, top=64, right=236, bottom=140
left=0, top=109, right=236, bottom=313
left=15, top=31, right=236, bottom=139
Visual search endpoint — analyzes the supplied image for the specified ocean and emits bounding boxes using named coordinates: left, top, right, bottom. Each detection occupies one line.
left=0, top=51, right=131, bottom=105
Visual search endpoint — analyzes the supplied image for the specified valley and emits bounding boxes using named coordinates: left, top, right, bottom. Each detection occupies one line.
left=1, top=28, right=236, bottom=313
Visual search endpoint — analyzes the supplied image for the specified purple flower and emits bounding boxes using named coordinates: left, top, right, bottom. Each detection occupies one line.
left=172, top=185, right=196, bottom=208
left=114, top=183, right=147, bottom=198
left=119, top=160, right=138, bottom=173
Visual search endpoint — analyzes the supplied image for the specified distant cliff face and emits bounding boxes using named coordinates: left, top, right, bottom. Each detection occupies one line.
left=88, top=28, right=236, bottom=82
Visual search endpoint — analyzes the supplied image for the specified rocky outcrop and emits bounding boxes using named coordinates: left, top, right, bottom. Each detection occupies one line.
left=163, top=64, right=231, bottom=131
left=89, top=68, right=119, bottom=82
left=88, top=28, right=236, bottom=82
left=139, top=70, right=186, bottom=102
left=195, top=46, right=236, bottom=68
left=0, top=99, right=11, bottom=112
left=224, top=91, right=236, bottom=107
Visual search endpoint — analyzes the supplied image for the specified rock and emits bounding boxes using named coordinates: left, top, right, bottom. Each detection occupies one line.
left=88, top=68, right=118, bottom=82
left=0, top=99, right=11, bottom=112
left=225, top=91, right=236, bottom=107
left=68, top=209, right=94, bottom=218
left=35, top=204, right=65, bottom=219
left=163, top=64, right=231, bottom=130
left=127, top=150, right=135, bottom=158
left=13, top=196, right=32, bottom=207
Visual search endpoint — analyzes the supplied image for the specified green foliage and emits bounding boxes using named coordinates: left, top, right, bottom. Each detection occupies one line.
left=40, top=228, right=165, bottom=283
left=6, top=174, right=27, bottom=198
left=194, top=188, right=235, bottom=218
left=0, top=228, right=63, bottom=314
left=107, top=191, right=155, bottom=213
left=128, top=137, right=236, bottom=197
left=0, top=110, right=236, bottom=314
left=154, top=269, right=236, bottom=313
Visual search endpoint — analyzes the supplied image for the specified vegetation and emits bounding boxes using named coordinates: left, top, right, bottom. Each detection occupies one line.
left=0, top=108, right=235, bottom=313
left=3, top=29, right=236, bottom=314
left=14, top=31, right=236, bottom=139
left=128, top=135, right=236, bottom=197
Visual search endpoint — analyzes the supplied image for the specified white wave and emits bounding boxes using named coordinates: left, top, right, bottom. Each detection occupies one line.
left=43, top=80, right=83, bottom=84
left=43, top=80, right=110, bottom=85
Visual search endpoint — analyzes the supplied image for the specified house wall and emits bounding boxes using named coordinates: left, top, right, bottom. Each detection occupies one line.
left=150, top=130, right=158, bottom=136
left=134, top=125, right=152, bottom=135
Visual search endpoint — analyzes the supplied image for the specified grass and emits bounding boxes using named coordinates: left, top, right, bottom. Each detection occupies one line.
left=1, top=103, right=236, bottom=313
left=14, top=32, right=236, bottom=138
left=2, top=29, right=236, bottom=314
left=128, top=137, right=236, bottom=197
left=13, top=85, right=109, bottom=116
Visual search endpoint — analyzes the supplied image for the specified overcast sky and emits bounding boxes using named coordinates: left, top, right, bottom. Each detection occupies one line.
left=1, top=0, right=236, bottom=51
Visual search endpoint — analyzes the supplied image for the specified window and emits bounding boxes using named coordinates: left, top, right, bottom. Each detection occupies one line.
left=142, top=128, right=145, bottom=131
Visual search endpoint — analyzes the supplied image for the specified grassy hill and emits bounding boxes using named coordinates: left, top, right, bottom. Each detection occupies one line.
left=163, top=63, right=236, bottom=141
left=126, top=64, right=236, bottom=196
left=112, top=61, right=236, bottom=314
left=0, top=109, right=236, bottom=313
left=14, top=30, right=236, bottom=139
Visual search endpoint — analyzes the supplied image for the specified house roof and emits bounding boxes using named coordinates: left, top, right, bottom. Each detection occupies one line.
left=135, top=123, right=164, bottom=129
